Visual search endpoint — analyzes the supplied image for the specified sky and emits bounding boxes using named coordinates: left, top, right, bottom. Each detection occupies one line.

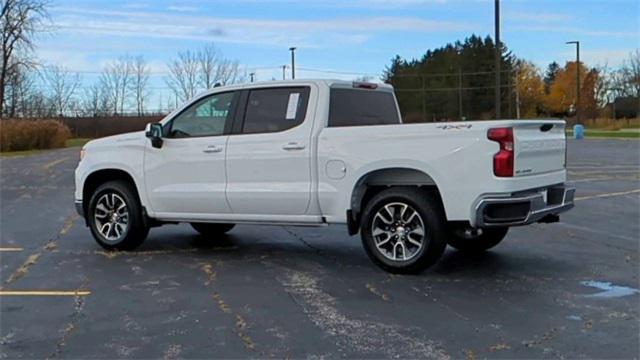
left=36, top=0, right=639, bottom=111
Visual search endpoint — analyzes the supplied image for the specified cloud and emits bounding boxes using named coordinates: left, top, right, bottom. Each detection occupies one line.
left=166, top=5, right=199, bottom=12
left=512, top=25, right=637, bottom=38
left=207, top=28, right=227, bottom=37
left=181, top=0, right=449, bottom=8
left=36, top=49, right=100, bottom=73
left=50, top=7, right=473, bottom=49
left=576, top=49, right=634, bottom=67
left=122, top=2, right=150, bottom=10
left=505, top=11, right=571, bottom=23
left=321, top=0, right=449, bottom=9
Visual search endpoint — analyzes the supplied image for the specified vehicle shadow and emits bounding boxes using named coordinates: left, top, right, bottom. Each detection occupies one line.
left=88, top=225, right=574, bottom=279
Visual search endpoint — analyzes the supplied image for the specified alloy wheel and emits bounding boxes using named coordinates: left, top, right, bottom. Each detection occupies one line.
left=371, top=202, right=426, bottom=261
left=94, top=193, right=129, bottom=242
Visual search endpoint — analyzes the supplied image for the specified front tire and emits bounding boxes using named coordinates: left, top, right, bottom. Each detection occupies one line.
left=88, top=180, right=149, bottom=251
left=190, top=223, right=235, bottom=238
left=447, top=227, right=509, bottom=252
left=360, top=187, right=447, bottom=274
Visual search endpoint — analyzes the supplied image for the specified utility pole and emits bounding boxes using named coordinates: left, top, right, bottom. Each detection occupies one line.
left=249, top=72, right=255, bottom=83
left=281, top=65, right=287, bottom=80
left=289, top=47, right=297, bottom=79
left=566, top=41, right=581, bottom=124
left=458, top=69, right=463, bottom=120
left=494, top=0, right=501, bottom=119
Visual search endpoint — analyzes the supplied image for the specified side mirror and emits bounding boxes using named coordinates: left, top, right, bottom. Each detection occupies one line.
left=145, top=122, right=163, bottom=149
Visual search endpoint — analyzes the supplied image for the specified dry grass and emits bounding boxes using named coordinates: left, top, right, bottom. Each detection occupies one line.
left=0, top=119, right=71, bottom=152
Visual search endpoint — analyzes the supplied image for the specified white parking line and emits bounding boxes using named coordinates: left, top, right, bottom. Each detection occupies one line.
left=0, top=247, right=23, bottom=252
left=0, top=290, right=91, bottom=296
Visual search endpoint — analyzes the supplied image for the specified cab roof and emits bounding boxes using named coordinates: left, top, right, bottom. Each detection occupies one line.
left=200, top=79, right=393, bottom=95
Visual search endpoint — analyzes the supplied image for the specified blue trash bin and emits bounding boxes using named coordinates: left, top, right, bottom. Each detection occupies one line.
left=573, top=124, right=584, bottom=140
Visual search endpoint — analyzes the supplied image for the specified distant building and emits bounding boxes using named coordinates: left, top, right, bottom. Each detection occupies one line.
left=613, top=97, right=639, bottom=119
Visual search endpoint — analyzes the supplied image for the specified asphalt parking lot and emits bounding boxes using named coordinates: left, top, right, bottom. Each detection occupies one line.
left=1, top=139, right=638, bottom=359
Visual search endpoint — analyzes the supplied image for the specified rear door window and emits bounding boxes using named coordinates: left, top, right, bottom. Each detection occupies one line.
left=242, top=87, right=310, bottom=134
left=329, top=88, right=400, bottom=127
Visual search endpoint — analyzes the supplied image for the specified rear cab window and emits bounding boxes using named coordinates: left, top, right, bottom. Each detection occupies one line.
left=328, top=88, right=401, bottom=127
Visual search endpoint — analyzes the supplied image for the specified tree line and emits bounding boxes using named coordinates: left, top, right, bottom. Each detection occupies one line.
left=384, top=35, right=639, bottom=122
left=2, top=0, right=638, bottom=120
left=1, top=0, right=246, bottom=118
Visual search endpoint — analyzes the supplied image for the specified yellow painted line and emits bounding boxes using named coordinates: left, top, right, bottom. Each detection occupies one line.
left=0, top=290, right=91, bottom=296
left=0, top=247, right=23, bottom=252
left=575, top=189, right=640, bottom=201
left=42, top=156, right=70, bottom=171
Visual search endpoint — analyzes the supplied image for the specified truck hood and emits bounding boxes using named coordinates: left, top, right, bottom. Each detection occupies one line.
left=84, top=131, right=146, bottom=150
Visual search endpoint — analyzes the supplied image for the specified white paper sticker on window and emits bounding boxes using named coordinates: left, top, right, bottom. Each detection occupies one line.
left=285, top=93, right=300, bottom=120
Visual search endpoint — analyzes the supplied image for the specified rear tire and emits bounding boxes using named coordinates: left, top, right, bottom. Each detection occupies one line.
left=190, top=223, right=235, bottom=238
left=360, top=187, right=447, bottom=274
left=447, top=227, right=509, bottom=252
left=88, top=180, right=149, bottom=251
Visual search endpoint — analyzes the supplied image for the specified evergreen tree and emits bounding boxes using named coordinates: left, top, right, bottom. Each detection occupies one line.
left=384, top=35, right=516, bottom=122
left=544, top=61, right=561, bottom=94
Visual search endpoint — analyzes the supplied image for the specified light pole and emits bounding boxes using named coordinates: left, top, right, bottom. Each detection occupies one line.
left=249, top=72, right=255, bottom=83
left=289, top=47, right=297, bottom=79
left=281, top=65, right=287, bottom=80
left=566, top=41, right=580, bottom=124
left=494, top=0, right=501, bottom=119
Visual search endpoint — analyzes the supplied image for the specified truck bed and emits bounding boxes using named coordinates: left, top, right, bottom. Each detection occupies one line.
left=317, top=119, right=567, bottom=224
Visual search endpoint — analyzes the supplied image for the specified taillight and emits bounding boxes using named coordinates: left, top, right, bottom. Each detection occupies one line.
left=488, top=127, right=514, bottom=177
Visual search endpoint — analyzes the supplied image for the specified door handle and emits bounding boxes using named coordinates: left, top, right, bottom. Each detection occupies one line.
left=282, top=142, right=306, bottom=151
left=203, top=145, right=223, bottom=153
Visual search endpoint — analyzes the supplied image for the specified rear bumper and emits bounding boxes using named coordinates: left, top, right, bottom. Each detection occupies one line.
left=474, top=185, right=575, bottom=227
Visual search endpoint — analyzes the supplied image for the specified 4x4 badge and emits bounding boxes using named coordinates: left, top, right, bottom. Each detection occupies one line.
left=436, top=124, right=472, bottom=130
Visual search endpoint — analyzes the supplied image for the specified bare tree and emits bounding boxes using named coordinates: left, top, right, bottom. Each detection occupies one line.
left=42, top=64, right=80, bottom=116
left=0, top=0, right=49, bottom=118
left=166, top=50, right=199, bottom=103
left=593, top=63, right=611, bottom=109
left=3, top=60, right=30, bottom=116
left=167, top=44, right=246, bottom=103
left=609, top=70, right=631, bottom=98
left=130, top=55, right=150, bottom=116
left=215, top=58, right=245, bottom=86
left=198, top=44, right=219, bottom=90
left=100, top=56, right=133, bottom=115
left=2, top=61, right=56, bottom=118
left=24, top=88, right=48, bottom=117
left=81, top=82, right=111, bottom=116
left=625, top=49, right=640, bottom=97
left=354, top=75, right=374, bottom=82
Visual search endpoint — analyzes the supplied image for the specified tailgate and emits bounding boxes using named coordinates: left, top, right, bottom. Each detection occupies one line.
left=513, top=121, right=566, bottom=176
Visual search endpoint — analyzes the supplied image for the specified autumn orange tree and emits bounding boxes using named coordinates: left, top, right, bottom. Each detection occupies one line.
left=545, top=61, right=600, bottom=118
left=514, top=61, right=545, bottom=118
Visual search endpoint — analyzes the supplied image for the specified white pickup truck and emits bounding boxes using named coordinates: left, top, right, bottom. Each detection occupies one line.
left=75, top=79, right=574, bottom=273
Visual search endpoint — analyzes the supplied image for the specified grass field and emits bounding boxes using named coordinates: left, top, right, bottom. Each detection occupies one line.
left=0, top=138, right=92, bottom=157
left=65, top=138, right=92, bottom=148
left=567, top=130, right=640, bottom=139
